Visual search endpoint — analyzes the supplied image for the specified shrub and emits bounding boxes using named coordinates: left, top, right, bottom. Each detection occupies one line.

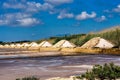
left=76, top=63, right=120, bottom=80
left=16, top=76, right=39, bottom=80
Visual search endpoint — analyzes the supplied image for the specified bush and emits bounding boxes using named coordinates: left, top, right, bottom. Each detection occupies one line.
left=76, top=63, right=120, bottom=80
left=16, top=76, right=39, bottom=80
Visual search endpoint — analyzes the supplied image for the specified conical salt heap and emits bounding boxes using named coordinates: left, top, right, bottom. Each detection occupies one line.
left=81, top=37, right=114, bottom=49
left=53, top=40, right=76, bottom=48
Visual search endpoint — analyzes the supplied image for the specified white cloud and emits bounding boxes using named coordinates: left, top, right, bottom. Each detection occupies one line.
left=44, top=0, right=73, bottom=5
left=57, top=11, right=74, bottom=19
left=75, top=11, right=96, bottom=20
left=113, top=4, right=120, bottom=12
left=0, top=13, right=41, bottom=26
left=26, top=2, right=53, bottom=12
left=25, top=2, right=41, bottom=12
left=17, top=18, right=40, bottom=26
left=0, top=13, right=31, bottom=20
left=95, top=15, right=106, bottom=22
left=0, top=20, right=9, bottom=25
left=3, top=2, right=25, bottom=9
left=1, top=1, right=47, bottom=27
left=39, top=3, right=53, bottom=11
left=3, top=1, right=53, bottom=13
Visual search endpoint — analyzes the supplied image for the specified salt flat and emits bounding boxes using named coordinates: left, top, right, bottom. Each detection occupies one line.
left=0, top=52, right=120, bottom=80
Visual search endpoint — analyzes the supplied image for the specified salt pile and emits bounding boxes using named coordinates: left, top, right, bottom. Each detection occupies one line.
left=39, top=41, right=52, bottom=47
left=81, top=37, right=114, bottom=49
left=53, top=40, right=76, bottom=48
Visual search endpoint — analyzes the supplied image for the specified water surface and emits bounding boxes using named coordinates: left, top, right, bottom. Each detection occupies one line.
left=0, top=54, right=120, bottom=80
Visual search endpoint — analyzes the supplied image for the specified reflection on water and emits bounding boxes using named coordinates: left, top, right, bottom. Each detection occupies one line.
left=0, top=54, right=120, bottom=80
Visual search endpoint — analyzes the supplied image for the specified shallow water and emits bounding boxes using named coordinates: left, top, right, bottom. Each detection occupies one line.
left=0, top=54, right=120, bottom=80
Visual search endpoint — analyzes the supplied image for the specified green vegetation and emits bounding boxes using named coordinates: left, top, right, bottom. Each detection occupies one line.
left=0, top=41, right=5, bottom=45
left=1, top=27, right=120, bottom=48
left=54, top=28, right=120, bottom=47
left=76, top=63, right=120, bottom=80
left=51, top=34, right=86, bottom=45
left=0, top=40, right=30, bottom=45
left=16, top=76, right=39, bottom=80
left=39, top=27, right=120, bottom=47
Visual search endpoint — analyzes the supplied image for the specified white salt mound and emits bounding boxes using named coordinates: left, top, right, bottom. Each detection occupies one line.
left=53, top=40, right=76, bottom=48
left=39, top=41, right=52, bottom=47
left=81, top=37, right=114, bottom=49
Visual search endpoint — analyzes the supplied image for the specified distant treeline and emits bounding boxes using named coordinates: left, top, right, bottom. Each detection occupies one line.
left=0, top=40, right=30, bottom=45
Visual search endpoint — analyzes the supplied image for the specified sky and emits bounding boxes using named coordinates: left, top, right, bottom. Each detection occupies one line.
left=0, top=0, right=120, bottom=42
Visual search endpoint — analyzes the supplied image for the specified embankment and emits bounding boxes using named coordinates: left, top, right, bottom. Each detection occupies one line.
left=60, top=47, right=120, bottom=55
left=0, top=47, right=119, bottom=59
left=28, top=47, right=120, bottom=55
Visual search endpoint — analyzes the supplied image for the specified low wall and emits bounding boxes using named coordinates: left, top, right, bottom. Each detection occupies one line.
left=40, top=47, right=61, bottom=52
left=75, top=48, right=102, bottom=54
left=28, top=47, right=40, bottom=51
left=39, top=47, right=120, bottom=55
left=62, top=48, right=120, bottom=54
left=101, top=48, right=120, bottom=54
left=0, top=47, right=120, bottom=56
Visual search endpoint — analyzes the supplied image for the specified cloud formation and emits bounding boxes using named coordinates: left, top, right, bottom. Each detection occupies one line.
left=17, top=18, right=40, bottom=26
left=26, top=2, right=53, bottom=12
left=1, top=0, right=48, bottom=27
left=44, top=0, right=73, bottom=5
left=3, top=1, right=53, bottom=13
left=75, top=11, right=96, bottom=20
left=57, top=10, right=74, bottom=19
left=113, top=4, right=120, bottom=12
left=0, top=13, right=41, bottom=26
left=95, top=15, right=106, bottom=22
left=1, top=0, right=75, bottom=27
left=1, top=0, right=111, bottom=27
left=3, top=2, right=25, bottom=9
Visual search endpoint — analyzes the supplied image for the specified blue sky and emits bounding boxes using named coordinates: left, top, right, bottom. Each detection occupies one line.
left=0, top=0, right=120, bottom=42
